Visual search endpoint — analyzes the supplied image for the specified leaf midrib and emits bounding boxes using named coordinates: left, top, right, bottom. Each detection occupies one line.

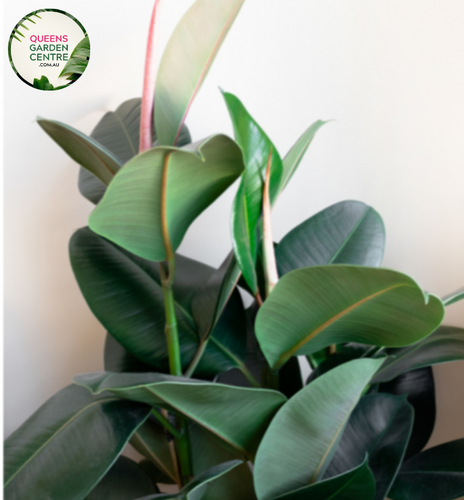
left=4, top=397, right=120, bottom=486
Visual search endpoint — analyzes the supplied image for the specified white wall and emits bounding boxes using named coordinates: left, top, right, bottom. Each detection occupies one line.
left=4, top=0, right=464, bottom=458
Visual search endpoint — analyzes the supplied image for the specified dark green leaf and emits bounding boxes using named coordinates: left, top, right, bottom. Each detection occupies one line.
left=70, top=227, right=246, bottom=376
left=324, top=394, right=413, bottom=500
left=4, top=384, right=150, bottom=500
left=130, top=415, right=177, bottom=484
left=135, top=460, right=242, bottom=499
left=33, top=75, right=54, bottom=90
left=389, top=439, right=464, bottom=500
left=273, top=458, right=375, bottom=500
left=155, top=0, right=245, bottom=146
left=190, top=424, right=257, bottom=500
left=373, top=326, right=464, bottom=383
left=276, top=201, right=385, bottom=276
left=74, top=371, right=286, bottom=460
left=256, top=266, right=444, bottom=370
left=89, top=135, right=244, bottom=262
left=253, top=359, right=383, bottom=500
left=38, top=118, right=122, bottom=185
left=222, top=91, right=283, bottom=294
left=380, top=367, right=436, bottom=460
left=86, top=456, right=159, bottom=499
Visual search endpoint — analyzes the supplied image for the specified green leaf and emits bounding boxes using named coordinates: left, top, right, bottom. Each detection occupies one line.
left=74, top=372, right=286, bottom=460
left=373, top=326, right=464, bottom=383
left=256, top=266, right=445, bottom=370
left=272, top=458, right=375, bottom=500
left=279, top=120, right=328, bottom=192
left=389, top=439, right=464, bottom=500
left=190, top=424, right=257, bottom=500
left=253, top=359, right=383, bottom=500
left=324, top=394, right=413, bottom=500
left=38, top=118, right=122, bottom=185
left=442, top=286, right=464, bottom=306
left=222, top=91, right=283, bottom=294
left=135, top=460, right=242, bottom=499
left=276, top=201, right=386, bottom=276
left=104, top=333, right=157, bottom=373
left=130, top=415, right=178, bottom=484
left=79, top=99, right=191, bottom=204
left=33, top=75, right=54, bottom=90
left=89, top=135, right=244, bottom=262
left=86, top=456, right=159, bottom=499
left=4, top=384, right=150, bottom=500
left=59, top=36, right=90, bottom=77
left=379, top=367, right=436, bottom=460
left=155, top=0, right=245, bottom=146
left=70, top=227, right=246, bottom=376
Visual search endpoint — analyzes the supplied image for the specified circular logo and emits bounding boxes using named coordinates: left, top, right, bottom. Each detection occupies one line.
left=8, top=9, right=90, bottom=91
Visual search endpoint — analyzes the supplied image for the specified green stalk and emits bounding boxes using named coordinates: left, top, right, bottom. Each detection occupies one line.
left=150, top=409, right=181, bottom=439
left=176, top=419, right=193, bottom=484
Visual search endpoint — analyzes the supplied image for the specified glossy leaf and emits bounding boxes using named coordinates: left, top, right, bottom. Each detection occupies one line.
left=276, top=201, right=385, bottom=276
left=75, top=371, right=286, bottom=460
left=155, top=0, right=245, bottom=146
left=373, top=326, right=464, bottom=383
left=33, top=75, right=54, bottom=90
left=389, top=439, right=464, bottom=500
left=324, top=394, right=413, bottom=500
left=79, top=99, right=191, bottom=204
left=4, top=384, right=150, bottom=500
left=86, top=456, right=159, bottom=499
left=130, top=414, right=177, bottom=484
left=222, top=91, right=283, bottom=294
left=443, top=286, right=464, bottom=306
left=104, top=333, right=156, bottom=373
left=253, top=359, right=383, bottom=500
left=279, top=120, right=328, bottom=192
left=256, top=265, right=445, bottom=370
left=89, top=135, right=244, bottom=262
left=70, top=227, right=246, bottom=376
left=190, top=424, right=257, bottom=500
left=380, top=367, right=436, bottom=460
left=38, top=118, right=122, bottom=185
left=135, top=460, right=242, bottom=499
left=273, top=458, right=375, bottom=500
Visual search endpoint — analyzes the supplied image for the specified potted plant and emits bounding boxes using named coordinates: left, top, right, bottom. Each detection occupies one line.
left=4, top=0, right=464, bottom=499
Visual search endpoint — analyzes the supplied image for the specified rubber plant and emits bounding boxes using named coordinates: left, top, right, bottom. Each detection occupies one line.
left=4, top=0, right=464, bottom=499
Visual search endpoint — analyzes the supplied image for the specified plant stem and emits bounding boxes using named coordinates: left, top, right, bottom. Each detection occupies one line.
left=361, top=345, right=385, bottom=359
left=238, top=363, right=261, bottom=388
left=255, top=291, right=264, bottom=307
left=262, top=149, right=279, bottom=298
left=150, top=409, right=181, bottom=439
left=176, top=419, right=193, bottom=484
left=184, top=340, right=206, bottom=378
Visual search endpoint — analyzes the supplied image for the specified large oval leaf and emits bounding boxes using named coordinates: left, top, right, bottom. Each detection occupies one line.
left=256, top=266, right=445, bottom=370
left=324, top=394, right=413, bottom=500
left=4, top=384, right=150, bottom=500
left=86, top=456, right=159, bottom=499
left=38, top=118, right=122, bottom=185
left=222, top=91, right=283, bottom=294
left=70, top=227, right=247, bottom=376
left=89, top=135, right=244, bottom=262
left=373, top=326, right=464, bottom=383
left=276, top=200, right=385, bottom=276
left=389, top=439, right=464, bottom=500
left=273, top=458, right=375, bottom=500
left=74, top=372, right=286, bottom=460
left=253, top=359, right=383, bottom=500
left=79, top=99, right=191, bottom=204
left=379, top=367, right=436, bottom=460
left=155, top=0, right=245, bottom=146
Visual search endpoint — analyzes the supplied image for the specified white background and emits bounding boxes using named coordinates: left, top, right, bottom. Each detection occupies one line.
left=3, top=0, right=464, bottom=466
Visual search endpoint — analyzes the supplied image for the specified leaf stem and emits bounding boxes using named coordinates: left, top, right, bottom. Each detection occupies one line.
left=184, top=340, right=207, bottom=378
left=150, top=409, right=181, bottom=439
left=262, top=148, right=279, bottom=298
left=238, top=363, right=261, bottom=388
